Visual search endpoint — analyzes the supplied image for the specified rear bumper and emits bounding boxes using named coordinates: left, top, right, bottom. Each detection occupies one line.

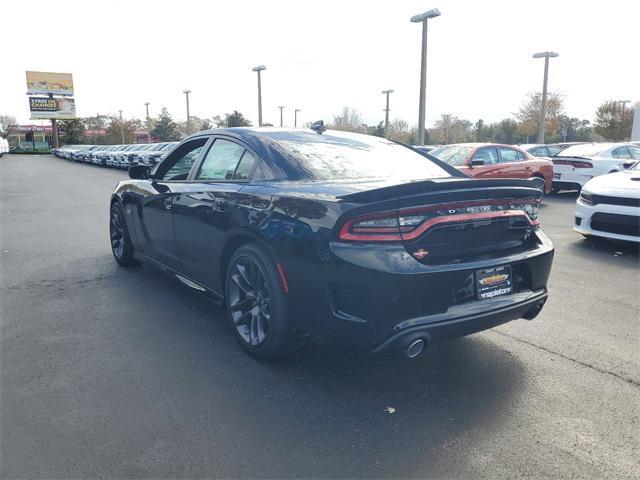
left=552, top=170, right=592, bottom=189
left=282, top=231, right=554, bottom=351
left=371, top=289, right=547, bottom=353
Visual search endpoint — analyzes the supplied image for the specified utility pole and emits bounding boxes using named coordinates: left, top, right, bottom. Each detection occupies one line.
left=118, top=110, right=125, bottom=144
left=252, top=65, right=266, bottom=126
left=294, top=109, right=300, bottom=127
left=411, top=9, right=441, bottom=145
left=278, top=106, right=284, bottom=127
left=382, top=89, right=394, bottom=138
left=533, top=51, right=559, bottom=144
left=144, top=102, right=151, bottom=143
left=49, top=93, right=59, bottom=149
left=183, top=90, right=191, bottom=135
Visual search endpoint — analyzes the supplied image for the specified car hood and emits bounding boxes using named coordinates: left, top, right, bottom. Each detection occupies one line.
left=583, top=170, right=640, bottom=197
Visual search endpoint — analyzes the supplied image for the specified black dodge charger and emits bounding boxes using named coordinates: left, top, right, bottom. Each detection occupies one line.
left=110, top=127, right=553, bottom=359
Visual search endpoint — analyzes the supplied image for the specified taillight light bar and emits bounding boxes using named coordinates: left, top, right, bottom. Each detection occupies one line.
left=552, top=159, right=592, bottom=168
left=339, top=198, right=539, bottom=243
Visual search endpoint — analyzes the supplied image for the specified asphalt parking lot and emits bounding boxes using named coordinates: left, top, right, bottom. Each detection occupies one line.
left=1, top=154, right=639, bottom=479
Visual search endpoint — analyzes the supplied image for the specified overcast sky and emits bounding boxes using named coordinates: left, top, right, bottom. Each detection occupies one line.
left=2, top=0, right=638, bottom=128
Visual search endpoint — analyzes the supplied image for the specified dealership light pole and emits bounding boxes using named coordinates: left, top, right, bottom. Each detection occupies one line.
left=183, top=90, right=191, bottom=135
left=118, top=110, right=125, bottom=144
left=411, top=8, right=441, bottom=145
left=144, top=102, right=151, bottom=143
left=382, top=89, right=394, bottom=138
left=533, top=51, right=559, bottom=144
left=294, top=108, right=300, bottom=127
left=278, top=106, right=284, bottom=127
left=618, top=99, right=631, bottom=129
left=252, top=65, right=266, bottom=126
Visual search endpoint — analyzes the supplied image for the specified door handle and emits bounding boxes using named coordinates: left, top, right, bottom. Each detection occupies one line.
left=164, top=197, right=173, bottom=210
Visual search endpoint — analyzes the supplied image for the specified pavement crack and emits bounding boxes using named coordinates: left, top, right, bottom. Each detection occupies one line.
left=491, top=329, right=640, bottom=388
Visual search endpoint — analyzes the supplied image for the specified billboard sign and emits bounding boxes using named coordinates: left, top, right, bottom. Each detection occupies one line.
left=29, top=97, right=77, bottom=120
left=26, top=71, right=74, bottom=96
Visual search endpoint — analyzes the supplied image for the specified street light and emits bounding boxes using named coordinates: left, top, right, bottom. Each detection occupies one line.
left=252, top=65, right=266, bottom=126
left=294, top=109, right=300, bottom=127
left=381, top=89, right=394, bottom=138
left=411, top=8, right=441, bottom=145
left=278, top=106, right=284, bottom=127
left=532, top=51, right=559, bottom=143
left=144, top=102, right=151, bottom=143
left=118, top=110, right=125, bottom=144
left=183, top=89, right=191, bottom=135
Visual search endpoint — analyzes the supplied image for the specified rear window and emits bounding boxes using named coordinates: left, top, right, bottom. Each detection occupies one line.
left=430, top=145, right=475, bottom=166
left=557, top=143, right=614, bottom=158
left=263, top=130, right=451, bottom=181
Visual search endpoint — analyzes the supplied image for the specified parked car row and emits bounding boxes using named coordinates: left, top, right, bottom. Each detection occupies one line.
left=428, top=141, right=640, bottom=194
left=53, top=142, right=177, bottom=169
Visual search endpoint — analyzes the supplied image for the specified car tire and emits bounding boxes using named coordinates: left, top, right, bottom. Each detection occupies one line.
left=225, top=243, right=293, bottom=360
left=109, top=202, right=137, bottom=267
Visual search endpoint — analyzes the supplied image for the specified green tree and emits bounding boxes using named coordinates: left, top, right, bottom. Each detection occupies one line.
left=516, top=91, right=564, bottom=140
left=494, top=119, right=519, bottom=144
left=151, top=108, right=181, bottom=141
left=366, top=121, right=385, bottom=137
left=556, top=116, right=593, bottom=142
left=593, top=100, right=633, bottom=141
left=226, top=111, right=252, bottom=127
left=59, top=119, right=86, bottom=144
left=105, top=117, right=141, bottom=144
left=212, top=111, right=252, bottom=128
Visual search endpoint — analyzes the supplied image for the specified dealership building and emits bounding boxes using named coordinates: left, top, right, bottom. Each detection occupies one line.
left=6, top=125, right=54, bottom=152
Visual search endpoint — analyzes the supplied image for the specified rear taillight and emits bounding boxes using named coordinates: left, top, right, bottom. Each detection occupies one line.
left=338, top=198, right=539, bottom=243
left=552, top=159, right=592, bottom=168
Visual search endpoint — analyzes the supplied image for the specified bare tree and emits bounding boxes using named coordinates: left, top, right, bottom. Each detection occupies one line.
left=331, top=107, right=365, bottom=133
left=387, top=119, right=414, bottom=144
left=0, top=115, right=17, bottom=137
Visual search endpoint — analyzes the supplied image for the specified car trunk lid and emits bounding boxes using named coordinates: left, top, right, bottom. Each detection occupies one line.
left=337, top=177, right=542, bottom=265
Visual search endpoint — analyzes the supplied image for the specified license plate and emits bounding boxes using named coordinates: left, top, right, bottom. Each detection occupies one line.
left=476, top=265, right=513, bottom=300
left=553, top=173, right=561, bottom=179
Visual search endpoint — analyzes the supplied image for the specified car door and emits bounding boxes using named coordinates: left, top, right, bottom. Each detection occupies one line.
left=133, top=137, right=210, bottom=269
left=172, top=137, right=260, bottom=291
left=465, top=146, right=501, bottom=178
left=497, top=146, right=531, bottom=179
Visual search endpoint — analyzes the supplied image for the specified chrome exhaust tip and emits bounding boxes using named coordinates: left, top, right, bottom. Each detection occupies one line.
left=406, top=339, right=425, bottom=358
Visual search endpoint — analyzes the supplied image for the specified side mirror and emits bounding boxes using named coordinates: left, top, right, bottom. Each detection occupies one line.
left=622, top=161, right=636, bottom=169
left=129, top=165, right=150, bottom=180
left=470, top=159, right=485, bottom=167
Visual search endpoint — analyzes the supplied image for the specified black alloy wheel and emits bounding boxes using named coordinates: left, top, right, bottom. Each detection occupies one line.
left=226, top=244, right=292, bottom=359
left=109, top=203, right=136, bottom=266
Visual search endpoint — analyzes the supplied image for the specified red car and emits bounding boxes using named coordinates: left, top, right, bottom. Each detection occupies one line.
left=429, top=143, right=553, bottom=193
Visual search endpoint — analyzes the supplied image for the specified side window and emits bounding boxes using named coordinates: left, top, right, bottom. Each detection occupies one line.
left=156, top=138, right=208, bottom=181
left=197, top=139, right=250, bottom=181
left=234, top=151, right=257, bottom=180
left=547, top=146, right=562, bottom=156
left=628, top=146, right=640, bottom=160
left=611, top=147, right=631, bottom=159
left=473, top=147, right=499, bottom=164
left=497, top=147, right=520, bottom=163
left=530, top=147, right=547, bottom=157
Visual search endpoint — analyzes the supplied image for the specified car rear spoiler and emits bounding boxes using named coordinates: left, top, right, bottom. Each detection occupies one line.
left=336, top=177, right=545, bottom=204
